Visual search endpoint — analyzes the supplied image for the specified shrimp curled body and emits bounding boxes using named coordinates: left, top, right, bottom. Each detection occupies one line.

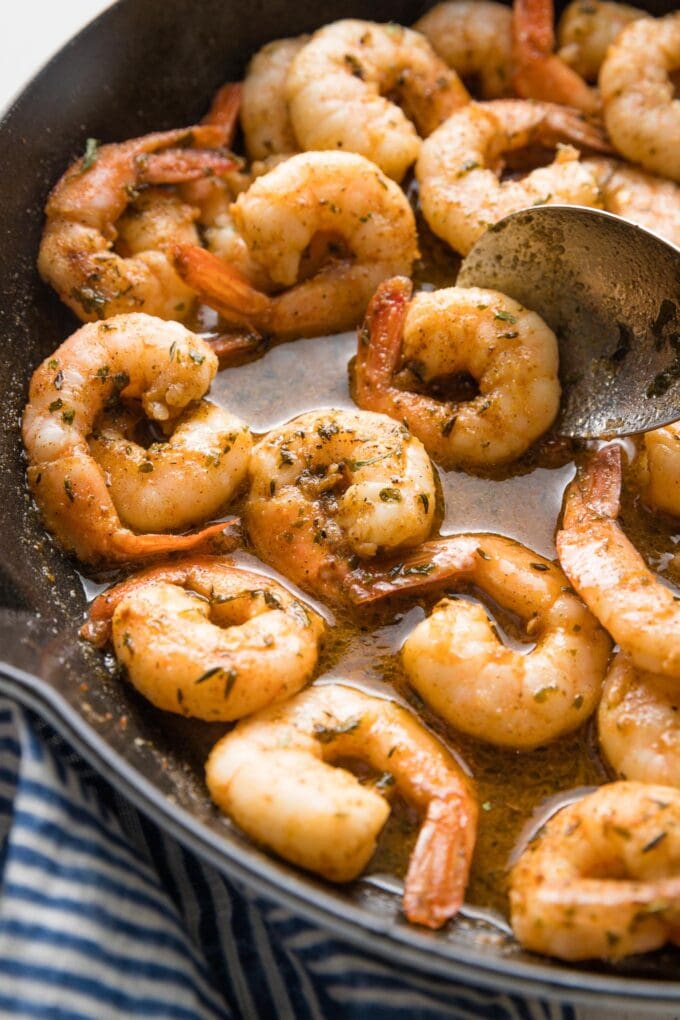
left=22, top=314, right=242, bottom=564
left=413, top=1, right=514, bottom=100
left=510, top=782, right=680, bottom=960
left=172, top=151, right=419, bottom=340
left=285, top=20, right=469, bottom=182
left=557, top=0, right=648, bottom=83
left=350, top=533, right=611, bottom=749
left=600, top=13, right=680, bottom=182
left=240, top=37, right=307, bottom=160
left=82, top=557, right=324, bottom=721
left=245, top=409, right=436, bottom=602
left=599, top=652, right=680, bottom=789
left=354, top=276, right=560, bottom=468
left=416, top=99, right=606, bottom=255
left=38, top=125, right=237, bottom=323
left=206, top=683, right=478, bottom=928
left=556, top=445, right=680, bottom=679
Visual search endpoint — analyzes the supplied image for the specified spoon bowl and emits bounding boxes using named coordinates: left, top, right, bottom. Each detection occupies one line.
left=458, top=205, right=680, bottom=439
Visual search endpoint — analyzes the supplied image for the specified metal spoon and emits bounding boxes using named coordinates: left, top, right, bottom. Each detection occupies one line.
left=457, top=205, right=680, bottom=439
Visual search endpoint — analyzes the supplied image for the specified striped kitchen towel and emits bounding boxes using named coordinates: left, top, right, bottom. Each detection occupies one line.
left=0, top=695, right=580, bottom=1019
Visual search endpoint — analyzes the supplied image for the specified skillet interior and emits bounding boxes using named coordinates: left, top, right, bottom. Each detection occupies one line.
left=1, top=0, right=679, bottom=1008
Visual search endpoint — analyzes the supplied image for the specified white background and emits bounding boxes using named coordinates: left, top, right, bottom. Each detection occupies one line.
left=2, top=4, right=677, bottom=1018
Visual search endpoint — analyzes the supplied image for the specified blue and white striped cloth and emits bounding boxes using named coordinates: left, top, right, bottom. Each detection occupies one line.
left=0, top=695, right=580, bottom=1019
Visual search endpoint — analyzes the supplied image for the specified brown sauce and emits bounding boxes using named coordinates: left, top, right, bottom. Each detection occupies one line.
left=87, top=209, right=680, bottom=929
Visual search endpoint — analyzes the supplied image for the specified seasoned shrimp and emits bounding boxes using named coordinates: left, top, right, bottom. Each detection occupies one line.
left=599, top=652, right=680, bottom=788
left=585, top=157, right=680, bottom=247
left=414, top=2, right=514, bottom=100
left=172, top=151, right=418, bottom=340
left=241, top=37, right=307, bottom=159
left=512, top=0, right=601, bottom=114
left=22, top=314, right=239, bottom=564
left=416, top=99, right=607, bottom=256
left=88, top=400, right=251, bottom=533
left=206, top=683, right=478, bottom=928
left=245, top=409, right=436, bottom=603
left=353, top=277, right=560, bottom=468
left=38, top=124, right=239, bottom=322
left=285, top=20, right=469, bottom=181
left=556, top=445, right=680, bottom=679
left=346, top=532, right=610, bottom=747
left=81, top=557, right=324, bottom=721
left=640, top=422, right=680, bottom=518
left=600, top=13, right=680, bottom=182
left=557, top=0, right=648, bottom=82
left=510, top=782, right=680, bottom=960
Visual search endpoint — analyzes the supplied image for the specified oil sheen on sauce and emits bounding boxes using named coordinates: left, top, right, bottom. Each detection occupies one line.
left=103, top=216, right=679, bottom=926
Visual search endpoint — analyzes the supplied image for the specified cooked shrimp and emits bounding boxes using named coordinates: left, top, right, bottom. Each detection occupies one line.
left=599, top=652, right=680, bottom=788
left=557, top=0, right=648, bottom=82
left=353, top=277, right=560, bottom=468
left=241, top=37, right=307, bottom=159
left=22, top=314, right=239, bottom=564
left=88, top=400, right=251, bottom=533
left=81, top=557, right=324, bottom=721
left=585, top=157, right=680, bottom=247
left=640, top=422, right=680, bottom=518
left=344, top=531, right=611, bottom=747
left=556, top=444, right=680, bottom=679
left=206, top=683, right=478, bottom=928
left=244, top=409, right=436, bottom=603
left=414, top=2, right=514, bottom=99
left=416, top=99, right=607, bottom=255
left=38, top=123, right=239, bottom=322
left=510, top=782, right=680, bottom=960
left=172, top=151, right=418, bottom=339
left=600, top=13, right=680, bottom=182
left=284, top=19, right=469, bottom=181
left=512, top=0, right=601, bottom=114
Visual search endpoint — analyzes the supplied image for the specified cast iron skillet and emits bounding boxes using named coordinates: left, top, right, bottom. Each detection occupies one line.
left=1, top=0, right=679, bottom=1010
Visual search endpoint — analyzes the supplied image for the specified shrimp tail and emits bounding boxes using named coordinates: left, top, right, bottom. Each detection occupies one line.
left=171, top=243, right=272, bottom=328
left=563, top=444, right=622, bottom=529
left=137, top=149, right=240, bottom=186
left=205, top=330, right=268, bottom=365
left=345, top=536, right=478, bottom=603
left=512, top=0, right=602, bottom=116
left=202, top=82, right=243, bottom=146
left=356, top=275, right=413, bottom=390
left=108, top=516, right=240, bottom=575
left=404, top=794, right=477, bottom=928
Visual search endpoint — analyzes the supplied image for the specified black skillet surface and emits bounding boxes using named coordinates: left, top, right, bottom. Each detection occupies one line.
left=1, top=0, right=680, bottom=1009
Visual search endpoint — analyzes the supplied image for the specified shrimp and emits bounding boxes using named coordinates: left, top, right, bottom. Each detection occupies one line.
left=81, top=557, right=324, bottom=721
left=37, top=123, right=239, bottom=323
left=556, top=444, right=680, bottom=679
left=284, top=20, right=469, bottom=182
left=241, top=37, right=307, bottom=160
left=87, top=400, right=251, bottom=534
left=585, top=157, right=680, bottom=248
left=345, top=532, right=611, bottom=748
left=512, top=0, right=601, bottom=114
left=600, top=13, right=680, bottom=182
left=22, top=314, right=241, bottom=564
left=171, top=151, right=418, bottom=340
left=557, top=0, right=648, bottom=83
left=510, top=782, right=680, bottom=960
left=205, top=683, right=478, bottom=928
left=598, top=652, right=680, bottom=788
left=353, top=276, right=560, bottom=468
left=416, top=99, right=607, bottom=256
left=244, top=409, right=436, bottom=603
left=413, top=2, right=514, bottom=100
left=640, top=422, right=680, bottom=519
